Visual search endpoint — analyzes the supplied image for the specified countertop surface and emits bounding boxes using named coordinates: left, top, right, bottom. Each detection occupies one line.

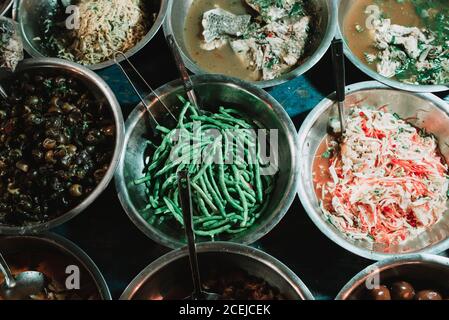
left=53, top=31, right=449, bottom=300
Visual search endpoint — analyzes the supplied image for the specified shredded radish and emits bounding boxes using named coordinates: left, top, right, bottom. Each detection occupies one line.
left=320, top=107, right=449, bottom=245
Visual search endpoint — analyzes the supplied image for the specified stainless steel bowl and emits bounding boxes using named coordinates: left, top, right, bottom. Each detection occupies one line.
left=17, top=0, right=169, bottom=70
left=298, top=81, right=449, bottom=260
left=0, top=0, right=13, bottom=16
left=120, top=242, right=314, bottom=300
left=337, top=0, right=449, bottom=93
left=0, top=232, right=111, bottom=299
left=0, top=58, right=125, bottom=234
left=163, top=0, right=337, bottom=88
left=336, top=254, right=449, bottom=300
left=115, top=74, right=299, bottom=249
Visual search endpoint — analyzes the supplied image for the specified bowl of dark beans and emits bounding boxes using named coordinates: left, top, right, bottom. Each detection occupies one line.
left=0, top=58, right=124, bottom=234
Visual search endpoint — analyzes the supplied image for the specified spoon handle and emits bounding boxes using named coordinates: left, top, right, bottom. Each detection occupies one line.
left=177, top=171, right=203, bottom=299
left=331, top=38, right=346, bottom=133
left=0, top=253, right=16, bottom=288
left=166, top=34, right=201, bottom=109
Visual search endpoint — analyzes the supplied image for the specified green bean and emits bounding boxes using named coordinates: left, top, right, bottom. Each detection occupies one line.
left=134, top=175, right=151, bottom=185
left=156, top=125, right=171, bottom=135
left=201, top=174, right=225, bottom=217
left=191, top=182, right=218, bottom=212
left=163, top=197, right=183, bottom=225
left=254, top=143, right=263, bottom=204
left=217, top=150, right=244, bottom=212
left=194, top=224, right=232, bottom=237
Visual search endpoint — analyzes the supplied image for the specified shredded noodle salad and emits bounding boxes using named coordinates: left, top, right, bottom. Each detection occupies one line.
left=317, top=107, right=449, bottom=245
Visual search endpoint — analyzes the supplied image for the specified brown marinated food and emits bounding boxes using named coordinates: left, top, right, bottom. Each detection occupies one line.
left=203, top=269, right=285, bottom=300
left=368, top=280, right=447, bottom=300
left=369, top=285, right=391, bottom=300
left=415, top=290, right=442, bottom=301
left=391, top=281, right=415, bottom=300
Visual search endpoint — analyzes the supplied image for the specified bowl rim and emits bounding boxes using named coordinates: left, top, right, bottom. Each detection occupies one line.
left=16, top=0, right=169, bottom=70
left=1, top=232, right=112, bottom=299
left=336, top=2, right=449, bottom=93
left=0, top=57, right=125, bottom=235
left=162, top=0, right=338, bottom=89
left=297, top=80, right=449, bottom=261
left=335, top=253, right=449, bottom=300
left=114, top=73, right=299, bottom=249
left=119, top=241, right=314, bottom=300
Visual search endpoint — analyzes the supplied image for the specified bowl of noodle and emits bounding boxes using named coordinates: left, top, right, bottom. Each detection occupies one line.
left=16, top=0, right=169, bottom=70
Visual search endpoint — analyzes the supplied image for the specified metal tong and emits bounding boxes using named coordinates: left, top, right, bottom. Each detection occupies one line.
left=331, top=38, right=346, bottom=135
left=113, top=51, right=179, bottom=133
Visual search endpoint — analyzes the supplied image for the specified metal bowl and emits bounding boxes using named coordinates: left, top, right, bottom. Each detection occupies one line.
left=0, top=232, right=111, bottom=299
left=120, top=242, right=314, bottom=300
left=0, top=58, right=125, bottom=234
left=298, top=81, right=449, bottom=260
left=0, top=0, right=13, bottom=16
left=163, top=0, right=337, bottom=88
left=336, top=254, right=449, bottom=300
left=115, top=74, right=299, bottom=249
left=337, top=0, right=449, bottom=93
left=16, top=0, right=169, bottom=70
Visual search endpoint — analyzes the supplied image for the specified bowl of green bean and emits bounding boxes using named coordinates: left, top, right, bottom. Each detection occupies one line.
left=115, top=74, right=299, bottom=248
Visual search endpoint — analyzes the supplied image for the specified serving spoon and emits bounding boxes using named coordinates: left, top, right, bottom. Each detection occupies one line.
left=177, top=171, right=221, bottom=300
left=0, top=252, right=45, bottom=300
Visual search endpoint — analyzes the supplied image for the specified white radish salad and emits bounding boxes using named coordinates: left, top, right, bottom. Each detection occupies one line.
left=316, top=107, right=449, bottom=245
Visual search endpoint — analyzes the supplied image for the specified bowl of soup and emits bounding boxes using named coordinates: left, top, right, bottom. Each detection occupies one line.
left=339, top=0, right=449, bottom=92
left=164, top=0, right=337, bottom=88
left=298, top=81, right=449, bottom=260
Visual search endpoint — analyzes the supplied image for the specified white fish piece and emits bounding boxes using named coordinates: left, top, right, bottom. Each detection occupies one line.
left=200, top=38, right=228, bottom=51
left=373, top=19, right=428, bottom=59
left=201, top=8, right=251, bottom=44
left=260, top=16, right=310, bottom=79
left=229, top=38, right=264, bottom=71
left=377, top=49, right=401, bottom=78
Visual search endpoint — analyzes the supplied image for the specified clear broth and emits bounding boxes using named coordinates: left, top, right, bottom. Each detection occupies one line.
left=184, top=0, right=261, bottom=81
left=343, top=0, right=424, bottom=72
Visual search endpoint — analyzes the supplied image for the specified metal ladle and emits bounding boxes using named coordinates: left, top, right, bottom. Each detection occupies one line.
left=177, top=171, right=220, bottom=300
left=0, top=252, right=45, bottom=300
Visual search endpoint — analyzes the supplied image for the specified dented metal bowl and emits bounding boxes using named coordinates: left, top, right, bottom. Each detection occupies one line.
left=337, top=0, right=449, bottom=93
left=120, top=242, right=314, bottom=300
left=298, top=81, right=449, bottom=260
left=17, top=0, right=169, bottom=70
left=163, top=0, right=337, bottom=88
left=114, top=74, right=299, bottom=249
left=336, top=254, right=449, bottom=300
left=0, top=58, right=125, bottom=235
left=0, top=233, right=111, bottom=300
